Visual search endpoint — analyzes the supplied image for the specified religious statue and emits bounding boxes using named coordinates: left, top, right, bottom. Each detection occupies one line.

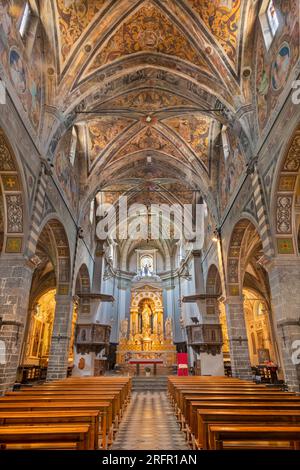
left=142, top=304, right=151, bottom=334
left=165, top=317, right=173, bottom=339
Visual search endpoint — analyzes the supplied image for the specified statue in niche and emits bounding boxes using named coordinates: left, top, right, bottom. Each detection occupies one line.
left=142, top=304, right=151, bottom=334
left=165, top=317, right=173, bottom=340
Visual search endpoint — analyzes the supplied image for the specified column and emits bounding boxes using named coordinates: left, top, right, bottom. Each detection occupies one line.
left=46, top=294, right=73, bottom=381
left=92, top=245, right=104, bottom=292
left=0, top=257, right=34, bottom=394
left=268, top=258, right=300, bottom=392
left=225, top=296, right=252, bottom=380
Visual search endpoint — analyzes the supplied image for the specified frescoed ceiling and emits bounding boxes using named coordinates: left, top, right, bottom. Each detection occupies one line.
left=40, top=0, right=255, bottom=220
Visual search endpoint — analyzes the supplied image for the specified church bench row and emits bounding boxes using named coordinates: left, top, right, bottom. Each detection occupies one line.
left=0, top=410, right=100, bottom=450
left=168, top=377, right=300, bottom=450
left=0, top=377, right=131, bottom=450
left=208, top=425, right=300, bottom=450
left=187, top=399, right=300, bottom=444
left=0, top=424, right=92, bottom=450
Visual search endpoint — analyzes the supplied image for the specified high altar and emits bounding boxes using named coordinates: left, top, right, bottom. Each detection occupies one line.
left=116, top=271, right=177, bottom=368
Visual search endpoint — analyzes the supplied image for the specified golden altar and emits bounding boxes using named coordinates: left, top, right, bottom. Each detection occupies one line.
left=116, top=284, right=176, bottom=367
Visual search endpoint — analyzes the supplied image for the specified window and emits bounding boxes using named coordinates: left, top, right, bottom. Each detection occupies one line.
left=140, top=254, right=153, bottom=273
left=260, top=0, right=279, bottom=50
left=19, top=2, right=31, bottom=39
left=69, top=126, right=77, bottom=166
left=221, top=125, right=230, bottom=161
left=267, top=0, right=279, bottom=36
left=89, top=199, right=95, bottom=225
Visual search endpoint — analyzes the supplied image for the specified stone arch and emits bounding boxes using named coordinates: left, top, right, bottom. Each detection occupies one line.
left=227, top=218, right=262, bottom=297
left=272, top=125, right=300, bottom=256
left=131, top=290, right=162, bottom=310
left=36, top=217, right=72, bottom=295
left=0, top=128, right=26, bottom=255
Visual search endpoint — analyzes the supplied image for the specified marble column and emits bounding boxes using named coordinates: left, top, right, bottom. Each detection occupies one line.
left=225, top=296, right=252, bottom=380
left=46, top=294, right=74, bottom=381
left=267, top=258, right=300, bottom=392
left=0, top=257, right=34, bottom=394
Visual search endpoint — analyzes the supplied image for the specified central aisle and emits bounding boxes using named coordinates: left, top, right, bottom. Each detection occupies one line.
left=112, top=391, right=189, bottom=450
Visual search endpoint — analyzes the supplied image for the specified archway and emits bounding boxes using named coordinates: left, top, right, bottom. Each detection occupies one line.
left=206, top=264, right=230, bottom=374
left=20, top=218, right=72, bottom=382
left=226, top=218, right=278, bottom=380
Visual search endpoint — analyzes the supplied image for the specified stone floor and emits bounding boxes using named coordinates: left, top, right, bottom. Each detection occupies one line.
left=112, top=391, right=189, bottom=450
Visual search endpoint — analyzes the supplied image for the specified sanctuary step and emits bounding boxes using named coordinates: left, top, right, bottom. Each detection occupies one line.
left=132, top=376, right=168, bottom=391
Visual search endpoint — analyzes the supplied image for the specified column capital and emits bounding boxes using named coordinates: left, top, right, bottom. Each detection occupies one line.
left=258, top=255, right=300, bottom=274
left=191, top=250, right=202, bottom=258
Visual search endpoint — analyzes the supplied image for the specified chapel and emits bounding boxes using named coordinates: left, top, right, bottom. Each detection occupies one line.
left=0, top=0, right=299, bottom=451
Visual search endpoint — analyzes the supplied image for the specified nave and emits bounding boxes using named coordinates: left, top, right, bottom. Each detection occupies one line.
left=0, top=375, right=300, bottom=450
left=112, top=391, right=188, bottom=450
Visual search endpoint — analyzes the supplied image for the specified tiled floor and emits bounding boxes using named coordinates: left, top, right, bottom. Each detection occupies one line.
left=112, top=391, right=189, bottom=450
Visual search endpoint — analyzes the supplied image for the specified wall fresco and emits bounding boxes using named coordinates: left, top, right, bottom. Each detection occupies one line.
left=0, top=1, right=42, bottom=134
left=54, top=130, right=79, bottom=212
left=256, top=0, right=299, bottom=133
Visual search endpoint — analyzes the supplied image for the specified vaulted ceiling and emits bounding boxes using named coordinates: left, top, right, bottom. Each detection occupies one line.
left=41, top=0, right=256, bottom=224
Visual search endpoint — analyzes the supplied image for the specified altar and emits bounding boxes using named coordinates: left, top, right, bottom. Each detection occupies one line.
left=116, top=267, right=177, bottom=373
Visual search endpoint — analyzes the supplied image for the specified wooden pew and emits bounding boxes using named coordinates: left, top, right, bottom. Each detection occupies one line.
left=197, top=409, right=300, bottom=449
left=0, top=376, right=131, bottom=450
left=0, top=424, right=91, bottom=450
left=208, top=424, right=300, bottom=450
left=0, top=399, right=112, bottom=449
left=0, top=410, right=100, bottom=450
left=186, top=399, right=300, bottom=444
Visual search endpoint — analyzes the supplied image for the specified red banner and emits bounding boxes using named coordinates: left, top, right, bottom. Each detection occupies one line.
left=177, top=352, right=188, bottom=376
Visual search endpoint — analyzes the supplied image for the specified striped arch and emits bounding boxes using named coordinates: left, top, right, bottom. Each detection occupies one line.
left=0, top=128, right=26, bottom=254
left=273, top=125, right=300, bottom=256
left=227, top=218, right=262, bottom=296
left=38, top=218, right=71, bottom=296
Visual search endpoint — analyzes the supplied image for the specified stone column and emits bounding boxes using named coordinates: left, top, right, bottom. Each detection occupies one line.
left=46, top=294, right=73, bottom=381
left=267, top=258, right=300, bottom=392
left=92, top=246, right=104, bottom=293
left=0, top=257, right=34, bottom=394
left=225, top=296, right=252, bottom=380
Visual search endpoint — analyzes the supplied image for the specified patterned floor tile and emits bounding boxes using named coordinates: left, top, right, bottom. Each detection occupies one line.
left=112, top=391, right=189, bottom=450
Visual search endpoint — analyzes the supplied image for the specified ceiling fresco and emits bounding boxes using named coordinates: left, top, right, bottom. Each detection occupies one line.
left=87, top=116, right=136, bottom=165
left=187, top=0, right=243, bottom=70
left=39, top=0, right=258, bottom=222
left=85, top=3, right=209, bottom=75
left=55, top=0, right=106, bottom=62
left=162, top=114, right=212, bottom=170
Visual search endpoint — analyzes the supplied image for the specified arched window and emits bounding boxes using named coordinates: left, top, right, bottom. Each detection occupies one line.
left=260, top=0, right=279, bottom=50
left=221, top=125, right=230, bottom=161
left=69, top=127, right=77, bottom=166
left=140, top=254, right=153, bottom=274
left=89, top=199, right=95, bottom=225
left=19, top=2, right=32, bottom=39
